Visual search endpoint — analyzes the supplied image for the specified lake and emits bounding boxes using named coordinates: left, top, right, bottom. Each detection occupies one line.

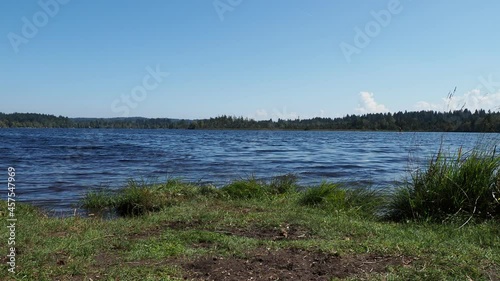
left=1, top=129, right=498, bottom=214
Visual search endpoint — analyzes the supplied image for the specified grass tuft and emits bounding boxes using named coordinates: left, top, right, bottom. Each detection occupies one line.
left=268, top=173, right=299, bottom=195
left=220, top=177, right=268, bottom=199
left=82, top=179, right=201, bottom=217
left=198, top=184, right=224, bottom=198
left=114, top=180, right=167, bottom=216
left=298, top=182, right=346, bottom=207
left=298, top=182, right=389, bottom=217
left=81, top=189, right=115, bottom=214
left=387, top=145, right=500, bottom=222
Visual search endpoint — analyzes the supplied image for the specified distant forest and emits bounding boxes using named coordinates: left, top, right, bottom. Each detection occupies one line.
left=1, top=110, right=500, bottom=132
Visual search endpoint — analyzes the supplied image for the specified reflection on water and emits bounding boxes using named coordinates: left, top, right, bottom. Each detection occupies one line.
left=1, top=128, right=498, bottom=213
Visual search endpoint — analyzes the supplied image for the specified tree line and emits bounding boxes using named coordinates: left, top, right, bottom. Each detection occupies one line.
left=1, top=109, right=500, bottom=132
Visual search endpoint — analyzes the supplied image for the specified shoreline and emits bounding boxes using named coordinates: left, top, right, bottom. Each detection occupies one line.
left=3, top=127, right=500, bottom=133
left=1, top=177, right=498, bottom=280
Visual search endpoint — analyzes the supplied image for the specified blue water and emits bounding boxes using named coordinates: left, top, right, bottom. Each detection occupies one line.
left=1, top=129, right=498, bottom=213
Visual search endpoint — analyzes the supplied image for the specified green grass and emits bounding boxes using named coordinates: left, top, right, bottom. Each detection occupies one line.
left=220, top=177, right=268, bottom=199
left=387, top=145, right=500, bottom=222
left=82, top=179, right=200, bottom=217
left=220, top=173, right=299, bottom=199
left=297, top=182, right=386, bottom=218
left=0, top=172, right=498, bottom=280
left=83, top=174, right=301, bottom=217
left=268, top=173, right=299, bottom=194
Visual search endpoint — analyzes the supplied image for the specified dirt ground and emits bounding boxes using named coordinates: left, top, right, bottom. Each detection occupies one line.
left=182, top=247, right=410, bottom=281
left=129, top=220, right=410, bottom=280
left=51, top=220, right=411, bottom=281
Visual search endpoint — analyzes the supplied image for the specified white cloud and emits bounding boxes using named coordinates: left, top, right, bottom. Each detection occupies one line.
left=415, top=89, right=500, bottom=112
left=251, top=107, right=301, bottom=120
left=355, top=92, right=389, bottom=114
left=414, top=101, right=441, bottom=111
left=272, top=106, right=299, bottom=120
left=254, top=109, right=268, bottom=119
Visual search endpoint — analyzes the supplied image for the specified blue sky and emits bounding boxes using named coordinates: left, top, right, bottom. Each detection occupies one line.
left=1, top=0, right=500, bottom=119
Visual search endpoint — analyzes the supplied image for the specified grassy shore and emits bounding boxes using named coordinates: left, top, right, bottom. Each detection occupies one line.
left=0, top=178, right=498, bottom=280
left=1, top=147, right=499, bottom=280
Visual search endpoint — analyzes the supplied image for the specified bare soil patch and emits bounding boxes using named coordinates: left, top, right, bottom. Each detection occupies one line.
left=217, top=224, right=311, bottom=240
left=182, top=248, right=409, bottom=280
